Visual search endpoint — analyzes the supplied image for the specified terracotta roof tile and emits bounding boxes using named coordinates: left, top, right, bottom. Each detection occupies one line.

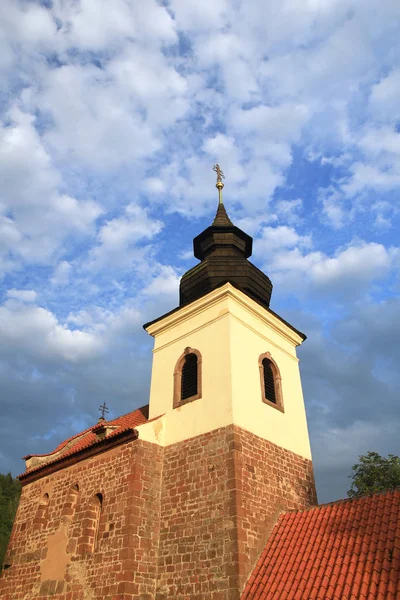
left=241, top=489, right=400, bottom=600
left=20, top=405, right=150, bottom=477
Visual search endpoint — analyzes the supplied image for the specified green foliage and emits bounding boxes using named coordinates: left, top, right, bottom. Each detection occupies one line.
left=347, top=451, right=400, bottom=498
left=0, top=473, right=21, bottom=567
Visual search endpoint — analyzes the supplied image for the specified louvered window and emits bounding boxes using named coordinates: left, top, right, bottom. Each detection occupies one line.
left=181, top=353, right=198, bottom=400
left=262, top=358, right=276, bottom=404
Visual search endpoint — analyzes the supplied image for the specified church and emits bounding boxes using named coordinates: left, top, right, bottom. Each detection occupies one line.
left=1, top=168, right=399, bottom=600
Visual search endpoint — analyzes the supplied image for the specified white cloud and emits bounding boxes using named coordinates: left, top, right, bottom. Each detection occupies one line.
left=88, top=204, right=163, bottom=269
left=340, top=126, right=400, bottom=200
left=318, top=125, right=400, bottom=227
left=0, top=301, right=104, bottom=364
left=261, top=236, right=395, bottom=296
left=359, top=125, right=400, bottom=157
left=2, top=0, right=396, bottom=227
left=52, top=0, right=177, bottom=51
left=369, top=68, right=400, bottom=123
left=142, top=265, right=181, bottom=297
left=232, top=104, right=309, bottom=144
left=109, top=44, right=188, bottom=129
left=255, top=225, right=312, bottom=255
left=142, top=177, right=167, bottom=195
left=178, top=249, right=194, bottom=260
left=342, top=162, right=400, bottom=198
left=0, top=2, right=56, bottom=73
left=98, top=205, right=160, bottom=248
left=67, top=303, right=143, bottom=339
left=275, top=199, right=303, bottom=225
left=319, top=188, right=348, bottom=230
left=0, top=107, right=102, bottom=269
left=39, top=64, right=163, bottom=169
left=309, top=243, right=392, bottom=288
left=6, top=289, right=37, bottom=302
left=51, top=261, right=72, bottom=287
left=169, top=0, right=229, bottom=31
left=4, top=2, right=183, bottom=175
left=1, top=108, right=59, bottom=207
left=252, top=225, right=394, bottom=303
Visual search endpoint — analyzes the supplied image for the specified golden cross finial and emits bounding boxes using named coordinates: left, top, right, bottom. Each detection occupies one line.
left=213, top=163, right=225, bottom=183
left=212, top=164, right=225, bottom=204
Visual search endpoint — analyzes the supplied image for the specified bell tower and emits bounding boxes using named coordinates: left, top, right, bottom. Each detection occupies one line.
left=145, top=167, right=317, bottom=599
left=0, top=166, right=317, bottom=600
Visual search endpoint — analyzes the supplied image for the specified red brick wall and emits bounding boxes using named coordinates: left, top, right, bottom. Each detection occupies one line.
left=232, top=426, right=317, bottom=591
left=156, top=425, right=316, bottom=600
left=156, top=427, right=239, bottom=600
left=0, top=439, right=163, bottom=600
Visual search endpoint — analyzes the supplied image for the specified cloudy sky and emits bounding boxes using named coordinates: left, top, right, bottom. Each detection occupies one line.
left=1, top=0, right=400, bottom=503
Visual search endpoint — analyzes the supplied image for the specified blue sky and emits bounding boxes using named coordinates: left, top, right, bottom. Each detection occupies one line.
left=1, top=0, right=400, bottom=502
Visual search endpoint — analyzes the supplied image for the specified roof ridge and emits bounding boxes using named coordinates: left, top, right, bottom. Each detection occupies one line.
left=22, top=404, right=149, bottom=462
left=23, top=427, right=93, bottom=459
left=283, top=489, right=400, bottom=515
left=20, top=426, right=139, bottom=480
left=108, top=404, right=149, bottom=424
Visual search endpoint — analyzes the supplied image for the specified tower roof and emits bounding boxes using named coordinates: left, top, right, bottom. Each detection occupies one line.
left=192, top=203, right=253, bottom=261
left=212, top=202, right=234, bottom=227
left=179, top=166, right=272, bottom=309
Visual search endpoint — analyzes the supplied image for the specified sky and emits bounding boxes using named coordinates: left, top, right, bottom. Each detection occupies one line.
left=1, top=0, right=400, bottom=504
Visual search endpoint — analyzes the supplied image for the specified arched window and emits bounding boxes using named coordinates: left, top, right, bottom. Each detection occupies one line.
left=34, top=492, right=50, bottom=529
left=173, top=347, right=202, bottom=408
left=259, top=352, right=284, bottom=412
left=78, top=492, right=103, bottom=555
left=64, top=484, right=79, bottom=522
left=91, top=493, right=103, bottom=552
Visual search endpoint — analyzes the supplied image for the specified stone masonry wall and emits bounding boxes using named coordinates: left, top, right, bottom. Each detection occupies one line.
left=232, top=425, right=317, bottom=591
left=156, top=425, right=317, bottom=600
left=1, top=424, right=316, bottom=600
left=0, top=438, right=163, bottom=600
left=156, top=427, right=239, bottom=600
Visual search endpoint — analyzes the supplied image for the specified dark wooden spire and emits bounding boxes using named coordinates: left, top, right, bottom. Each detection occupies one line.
left=180, top=190, right=273, bottom=309
left=212, top=202, right=234, bottom=227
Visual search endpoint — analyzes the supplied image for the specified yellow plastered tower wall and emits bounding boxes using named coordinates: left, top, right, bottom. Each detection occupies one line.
left=146, top=282, right=312, bottom=461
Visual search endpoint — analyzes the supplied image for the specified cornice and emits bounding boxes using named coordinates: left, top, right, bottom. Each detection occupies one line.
left=145, top=283, right=305, bottom=347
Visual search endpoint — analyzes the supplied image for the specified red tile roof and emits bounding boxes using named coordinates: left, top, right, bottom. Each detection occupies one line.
left=241, top=489, right=400, bottom=600
left=20, top=405, right=149, bottom=478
